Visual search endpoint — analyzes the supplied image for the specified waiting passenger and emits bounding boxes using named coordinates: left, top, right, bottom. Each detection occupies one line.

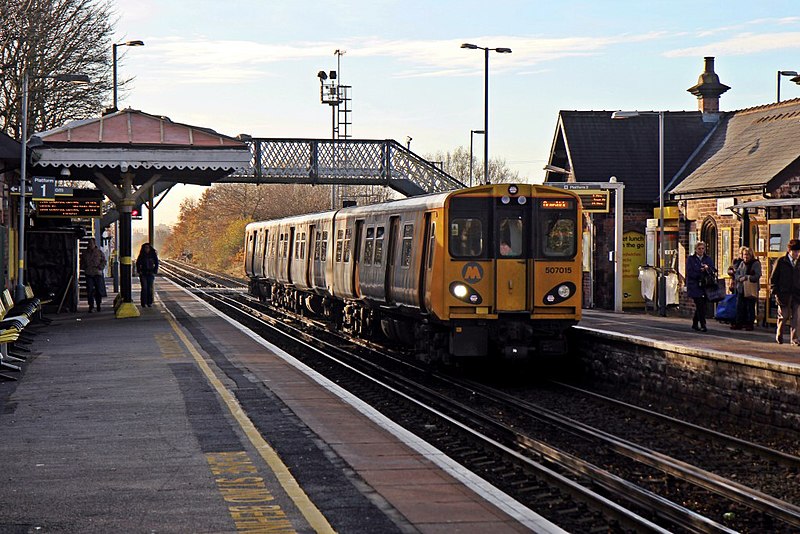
left=136, top=243, right=159, bottom=308
left=82, top=239, right=107, bottom=313
left=686, top=241, right=714, bottom=332
left=770, top=239, right=800, bottom=345
left=730, top=246, right=761, bottom=331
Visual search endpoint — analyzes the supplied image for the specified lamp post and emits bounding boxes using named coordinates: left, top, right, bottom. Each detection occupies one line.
left=461, top=43, right=511, bottom=185
left=612, top=110, right=667, bottom=316
left=112, top=40, right=144, bottom=111
left=777, top=70, right=800, bottom=103
left=469, top=129, right=484, bottom=187
left=17, top=72, right=90, bottom=301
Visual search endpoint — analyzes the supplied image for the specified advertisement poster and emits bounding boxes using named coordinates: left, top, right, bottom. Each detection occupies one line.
left=623, top=231, right=646, bottom=307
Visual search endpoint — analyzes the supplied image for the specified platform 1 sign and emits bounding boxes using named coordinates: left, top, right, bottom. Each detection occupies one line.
left=36, top=189, right=103, bottom=218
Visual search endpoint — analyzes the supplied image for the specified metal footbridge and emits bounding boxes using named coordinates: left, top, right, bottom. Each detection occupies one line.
left=219, top=138, right=466, bottom=196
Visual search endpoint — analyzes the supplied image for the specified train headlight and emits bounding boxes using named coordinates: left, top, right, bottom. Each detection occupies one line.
left=449, top=282, right=483, bottom=304
left=501, top=195, right=510, bottom=204
left=517, top=196, right=527, bottom=205
left=508, top=184, right=518, bottom=195
left=542, top=281, right=577, bottom=305
left=452, top=284, right=469, bottom=298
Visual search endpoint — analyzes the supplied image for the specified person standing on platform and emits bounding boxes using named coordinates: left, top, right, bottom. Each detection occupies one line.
left=136, top=243, right=159, bottom=308
left=81, top=239, right=107, bottom=313
left=730, top=246, right=761, bottom=331
left=770, top=239, right=800, bottom=345
left=686, top=241, right=715, bottom=332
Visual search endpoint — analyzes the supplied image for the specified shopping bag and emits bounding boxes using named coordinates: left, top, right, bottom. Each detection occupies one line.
left=705, top=283, right=726, bottom=303
left=743, top=280, right=759, bottom=299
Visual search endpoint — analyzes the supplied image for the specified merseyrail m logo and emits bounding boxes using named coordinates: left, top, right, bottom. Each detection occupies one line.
left=462, top=262, right=484, bottom=283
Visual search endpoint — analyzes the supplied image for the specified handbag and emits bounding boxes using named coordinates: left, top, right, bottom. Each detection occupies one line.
left=699, top=270, right=716, bottom=289
left=743, top=279, right=758, bottom=299
left=705, top=282, right=726, bottom=303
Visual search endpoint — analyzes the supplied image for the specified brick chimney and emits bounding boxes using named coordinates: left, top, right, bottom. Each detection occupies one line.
left=687, top=57, right=730, bottom=113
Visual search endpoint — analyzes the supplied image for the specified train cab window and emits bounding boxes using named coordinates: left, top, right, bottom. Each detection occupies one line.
left=336, top=229, right=344, bottom=262
left=449, top=218, right=484, bottom=258
left=374, top=227, right=385, bottom=265
left=538, top=199, right=577, bottom=258
left=400, top=224, right=414, bottom=268
left=498, top=217, right=523, bottom=257
left=363, top=227, right=375, bottom=265
left=321, top=231, right=329, bottom=261
left=344, top=228, right=352, bottom=262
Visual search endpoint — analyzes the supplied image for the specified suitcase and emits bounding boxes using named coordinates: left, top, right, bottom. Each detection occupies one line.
left=715, top=292, right=738, bottom=322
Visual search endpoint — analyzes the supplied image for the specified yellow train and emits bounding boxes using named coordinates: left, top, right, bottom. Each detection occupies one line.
left=244, top=184, right=582, bottom=362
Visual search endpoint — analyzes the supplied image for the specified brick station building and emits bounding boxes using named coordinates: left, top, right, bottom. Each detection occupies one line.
left=544, top=57, right=800, bottom=320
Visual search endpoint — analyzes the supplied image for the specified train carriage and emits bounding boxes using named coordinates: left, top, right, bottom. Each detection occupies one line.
left=244, top=184, right=582, bottom=362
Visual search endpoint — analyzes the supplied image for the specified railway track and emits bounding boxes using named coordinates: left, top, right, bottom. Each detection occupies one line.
left=160, top=260, right=800, bottom=532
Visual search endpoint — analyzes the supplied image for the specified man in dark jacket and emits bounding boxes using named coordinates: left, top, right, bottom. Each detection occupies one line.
left=770, top=238, right=800, bottom=344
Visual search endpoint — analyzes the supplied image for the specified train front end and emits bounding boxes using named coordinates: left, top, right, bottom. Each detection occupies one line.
left=440, top=184, right=582, bottom=359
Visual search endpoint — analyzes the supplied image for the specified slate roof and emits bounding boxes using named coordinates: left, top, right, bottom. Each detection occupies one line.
left=545, top=111, right=716, bottom=204
left=0, top=130, right=20, bottom=171
left=670, top=98, right=800, bottom=199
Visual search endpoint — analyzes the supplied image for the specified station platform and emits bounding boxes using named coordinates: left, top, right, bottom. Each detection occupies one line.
left=579, top=308, right=800, bottom=369
left=0, top=281, right=548, bottom=533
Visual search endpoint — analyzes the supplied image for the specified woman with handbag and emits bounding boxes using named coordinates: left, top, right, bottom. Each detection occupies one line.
left=730, top=246, right=761, bottom=331
left=686, top=241, right=715, bottom=332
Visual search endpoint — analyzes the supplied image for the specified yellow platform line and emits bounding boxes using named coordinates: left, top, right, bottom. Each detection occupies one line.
left=164, top=311, right=335, bottom=534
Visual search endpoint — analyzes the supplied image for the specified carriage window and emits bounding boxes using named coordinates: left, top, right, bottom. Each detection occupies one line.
left=344, top=228, right=352, bottom=262
left=321, top=231, right=329, bottom=261
left=336, top=229, right=344, bottom=262
left=374, top=226, right=385, bottom=266
left=498, top=217, right=523, bottom=257
left=427, top=223, right=436, bottom=269
left=400, top=224, right=414, bottom=268
left=538, top=199, right=577, bottom=258
left=314, top=231, right=321, bottom=260
left=363, top=227, right=375, bottom=265
left=300, top=232, right=306, bottom=259
left=281, top=233, right=289, bottom=258
left=449, top=218, right=484, bottom=258
left=294, top=232, right=302, bottom=260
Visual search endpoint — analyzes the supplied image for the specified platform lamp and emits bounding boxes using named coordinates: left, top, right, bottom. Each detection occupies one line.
left=460, top=43, right=511, bottom=185
left=469, top=129, right=484, bottom=187
left=112, top=40, right=144, bottom=111
left=17, top=72, right=90, bottom=301
left=612, top=110, right=667, bottom=317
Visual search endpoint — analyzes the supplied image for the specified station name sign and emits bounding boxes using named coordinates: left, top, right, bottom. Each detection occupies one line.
left=36, top=189, right=103, bottom=218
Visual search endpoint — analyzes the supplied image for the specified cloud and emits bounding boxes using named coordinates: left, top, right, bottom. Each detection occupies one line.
left=665, top=31, right=800, bottom=57
left=132, top=32, right=667, bottom=83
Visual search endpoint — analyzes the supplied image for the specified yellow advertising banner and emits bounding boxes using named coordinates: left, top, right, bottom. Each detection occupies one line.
left=623, top=231, right=646, bottom=307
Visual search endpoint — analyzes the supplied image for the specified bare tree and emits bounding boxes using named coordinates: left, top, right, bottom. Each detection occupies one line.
left=0, top=0, right=115, bottom=139
left=425, top=146, right=523, bottom=185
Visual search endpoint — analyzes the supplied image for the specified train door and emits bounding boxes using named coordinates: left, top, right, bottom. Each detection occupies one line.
left=495, top=207, right=529, bottom=312
left=244, top=229, right=255, bottom=277
left=306, top=224, right=316, bottom=288
left=353, top=220, right=364, bottom=298
left=384, top=216, right=401, bottom=304
left=287, top=227, right=295, bottom=284
left=419, top=212, right=434, bottom=312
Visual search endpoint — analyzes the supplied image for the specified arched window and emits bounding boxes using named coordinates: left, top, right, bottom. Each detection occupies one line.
left=701, top=217, right=718, bottom=265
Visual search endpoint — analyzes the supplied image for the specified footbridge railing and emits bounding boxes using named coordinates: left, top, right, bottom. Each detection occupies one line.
left=220, top=138, right=465, bottom=196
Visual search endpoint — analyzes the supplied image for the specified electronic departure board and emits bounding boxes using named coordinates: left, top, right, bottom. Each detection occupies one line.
left=36, top=189, right=103, bottom=218
left=575, top=190, right=610, bottom=213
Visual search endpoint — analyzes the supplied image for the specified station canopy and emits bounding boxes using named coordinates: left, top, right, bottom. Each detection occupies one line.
left=30, top=109, right=252, bottom=186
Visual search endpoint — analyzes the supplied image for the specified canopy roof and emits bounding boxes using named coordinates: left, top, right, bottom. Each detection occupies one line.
left=30, top=109, right=251, bottom=186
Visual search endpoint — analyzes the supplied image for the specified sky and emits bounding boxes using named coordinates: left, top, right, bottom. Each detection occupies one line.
left=110, top=0, right=800, bottom=227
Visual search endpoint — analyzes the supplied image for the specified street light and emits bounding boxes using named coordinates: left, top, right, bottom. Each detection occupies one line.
left=461, top=43, right=511, bottom=185
left=112, top=40, right=144, bottom=111
left=469, top=129, right=484, bottom=187
left=612, top=110, right=667, bottom=316
left=17, top=71, right=90, bottom=301
left=777, top=70, right=800, bottom=103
